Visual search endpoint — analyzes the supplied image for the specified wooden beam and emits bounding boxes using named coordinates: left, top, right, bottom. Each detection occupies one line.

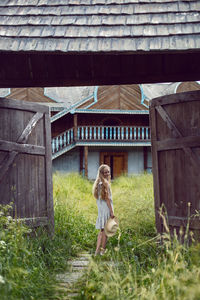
left=80, top=147, right=83, bottom=175
left=84, top=146, right=88, bottom=178
left=143, top=146, right=148, bottom=171
left=0, top=51, right=200, bottom=88
left=0, top=112, right=43, bottom=183
left=73, top=114, right=78, bottom=142
left=0, top=139, right=45, bottom=155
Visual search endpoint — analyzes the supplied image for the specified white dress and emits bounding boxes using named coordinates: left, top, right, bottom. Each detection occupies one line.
left=95, top=182, right=114, bottom=229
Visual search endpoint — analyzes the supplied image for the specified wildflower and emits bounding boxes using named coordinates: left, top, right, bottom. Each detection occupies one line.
left=7, top=216, right=13, bottom=222
left=0, top=241, right=6, bottom=249
left=114, top=247, right=119, bottom=252
left=0, top=275, right=5, bottom=284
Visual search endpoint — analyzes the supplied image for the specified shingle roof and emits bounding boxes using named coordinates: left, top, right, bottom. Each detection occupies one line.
left=0, top=0, right=199, bottom=53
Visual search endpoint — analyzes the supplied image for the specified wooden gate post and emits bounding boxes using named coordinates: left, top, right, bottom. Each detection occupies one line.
left=84, top=146, right=88, bottom=178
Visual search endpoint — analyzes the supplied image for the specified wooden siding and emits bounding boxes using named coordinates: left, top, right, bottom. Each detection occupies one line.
left=5, top=88, right=55, bottom=103
left=78, top=85, right=146, bottom=110
left=176, top=81, right=200, bottom=94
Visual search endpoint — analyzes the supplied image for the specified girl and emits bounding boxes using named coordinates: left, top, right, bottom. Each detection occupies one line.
left=92, top=164, right=114, bottom=256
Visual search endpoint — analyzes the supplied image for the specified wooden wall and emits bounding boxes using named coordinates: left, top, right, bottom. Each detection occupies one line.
left=5, top=88, right=55, bottom=103
left=78, top=85, right=146, bottom=110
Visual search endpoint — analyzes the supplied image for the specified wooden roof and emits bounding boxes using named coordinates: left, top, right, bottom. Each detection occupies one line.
left=78, top=85, right=147, bottom=110
left=0, top=1, right=199, bottom=87
left=0, top=0, right=199, bottom=53
left=5, top=87, right=55, bottom=102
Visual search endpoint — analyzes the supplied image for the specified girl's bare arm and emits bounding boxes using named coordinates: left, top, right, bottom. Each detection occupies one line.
left=105, top=187, right=114, bottom=218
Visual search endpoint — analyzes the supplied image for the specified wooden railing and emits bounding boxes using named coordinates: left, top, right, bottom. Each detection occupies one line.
left=52, top=126, right=150, bottom=154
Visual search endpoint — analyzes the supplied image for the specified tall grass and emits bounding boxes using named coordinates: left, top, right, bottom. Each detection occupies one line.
left=53, top=172, right=200, bottom=300
left=1, top=172, right=200, bottom=299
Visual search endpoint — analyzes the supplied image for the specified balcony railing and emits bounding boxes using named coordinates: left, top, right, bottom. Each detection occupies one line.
left=52, top=126, right=150, bottom=154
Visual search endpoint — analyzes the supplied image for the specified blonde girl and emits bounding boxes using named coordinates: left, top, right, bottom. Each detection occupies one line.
left=92, top=164, right=114, bottom=255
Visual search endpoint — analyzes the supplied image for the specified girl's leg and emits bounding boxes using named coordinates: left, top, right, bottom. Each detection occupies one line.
left=101, top=229, right=107, bottom=254
left=95, top=230, right=102, bottom=255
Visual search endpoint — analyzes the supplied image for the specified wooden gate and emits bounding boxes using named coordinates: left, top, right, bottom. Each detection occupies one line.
left=0, top=98, right=54, bottom=232
left=150, top=90, right=200, bottom=239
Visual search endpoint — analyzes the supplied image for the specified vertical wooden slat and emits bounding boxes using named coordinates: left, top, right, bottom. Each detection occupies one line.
left=138, top=127, right=140, bottom=140
left=80, top=146, right=83, bottom=175
left=64, top=132, right=66, bottom=147
left=84, top=146, right=88, bottom=178
left=143, top=146, right=148, bottom=171
left=118, top=127, right=120, bottom=139
left=86, top=126, right=88, bottom=139
left=130, top=127, right=132, bottom=140
left=150, top=105, right=162, bottom=233
left=142, top=127, right=144, bottom=140
left=94, top=127, right=97, bottom=139
left=101, top=127, right=104, bottom=139
left=134, top=127, right=136, bottom=140
left=73, top=114, right=77, bottom=142
left=52, top=139, right=55, bottom=153
left=44, top=112, right=54, bottom=234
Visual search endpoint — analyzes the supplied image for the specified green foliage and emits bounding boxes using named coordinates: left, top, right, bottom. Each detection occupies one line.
left=0, top=201, right=73, bottom=299
left=1, top=172, right=200, bottom=300
left=52, top=172, right=200, bottom=300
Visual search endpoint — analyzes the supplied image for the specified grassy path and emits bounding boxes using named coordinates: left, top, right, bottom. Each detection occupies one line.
left=55, top=252, right=91, bottom=299
left=1, top=173, right=200, bottom=299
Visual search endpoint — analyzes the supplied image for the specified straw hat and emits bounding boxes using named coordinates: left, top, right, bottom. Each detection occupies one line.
left=104, top=217, right=119, bottom=237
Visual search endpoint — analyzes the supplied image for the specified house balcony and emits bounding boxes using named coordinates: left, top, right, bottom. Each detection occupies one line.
left=52, top=126, right=151, bottom=159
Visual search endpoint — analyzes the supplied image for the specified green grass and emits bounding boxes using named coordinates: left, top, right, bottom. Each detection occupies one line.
left=0, top=172, right=200, bottom=299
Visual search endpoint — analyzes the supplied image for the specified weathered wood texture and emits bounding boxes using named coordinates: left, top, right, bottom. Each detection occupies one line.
left=78, top=85, right=145, bottom=110
left=6, top=88, right=55, bottom=103
left=0, top=97, right=54, bottom=232
left=150, top=90, right=200, bottom=239
left=0, top=1, right=199, bottom=87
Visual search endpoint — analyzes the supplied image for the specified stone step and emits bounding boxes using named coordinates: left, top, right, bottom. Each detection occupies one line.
left=68, top=260, right=90, bottom=267
left=55, top=252, right=91, bottom=299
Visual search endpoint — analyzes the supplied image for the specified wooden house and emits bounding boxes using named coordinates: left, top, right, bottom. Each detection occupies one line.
left=51, top=84, right=151, bottom=179
left=2, top=81, right=200, bottom=180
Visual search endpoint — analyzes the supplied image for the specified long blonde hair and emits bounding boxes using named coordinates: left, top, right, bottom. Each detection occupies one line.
left=92, top=164, right=111, bottom=200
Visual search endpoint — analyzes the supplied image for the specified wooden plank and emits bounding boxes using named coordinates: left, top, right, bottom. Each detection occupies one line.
left=44, top=112, right=54, bottom=234
left=151, top=90, right=200, bottom=108
left=74, top=114, right=77, bottom=142
left=168, top=216, right=200, bottom=230
left=19, top=112, right=43, bottom=143
left=84, top=146, right=88, bottom=178
left=156, top=135, right=200, bottom=152
left=155, top=105, right=200, bottom=174
left=18, top=216, right=49, bottom=227
left=143, top=146, right=148, bottom=171
left=80, top=146, right=83, bottom=175
left=0, top=97, right=49, bottom=113
left=0, top=112, right=43, bottom=183
left=149, top=105, right=162, bottom=233
left=0, top=139, right=45, bottom=155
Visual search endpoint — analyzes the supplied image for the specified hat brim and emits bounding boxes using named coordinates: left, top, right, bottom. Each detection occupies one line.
left=104, top=217, right=119, bottom=237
